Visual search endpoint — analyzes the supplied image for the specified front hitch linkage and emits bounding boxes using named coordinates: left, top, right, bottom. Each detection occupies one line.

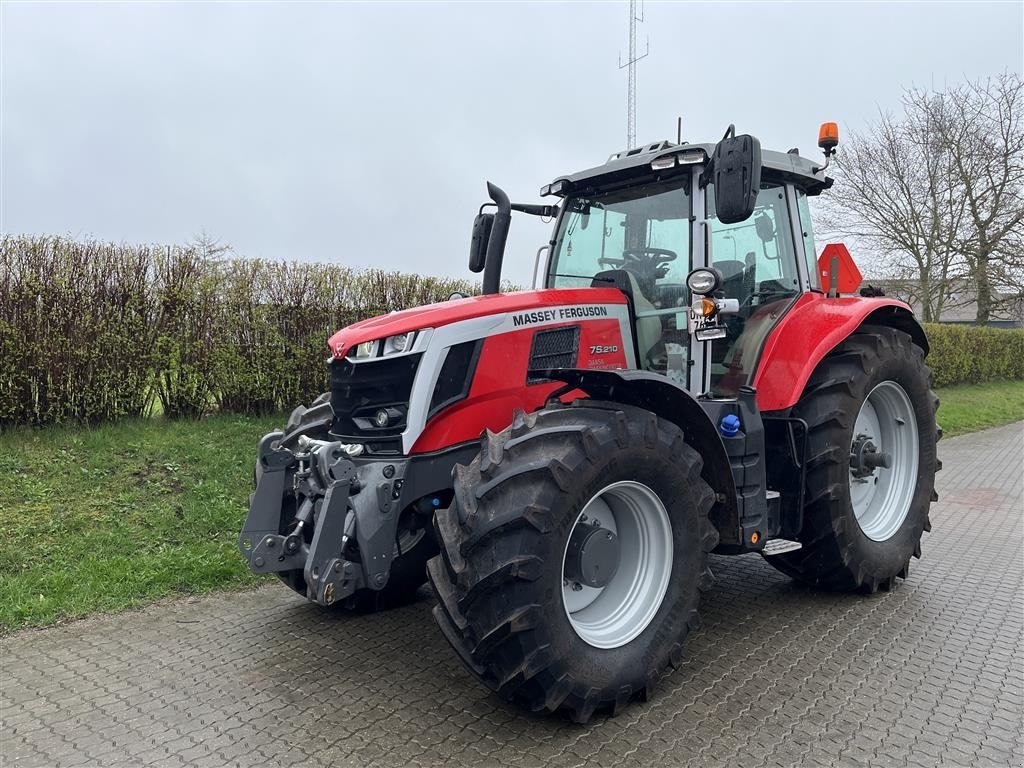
left=239, top=433, right=362, bottom=606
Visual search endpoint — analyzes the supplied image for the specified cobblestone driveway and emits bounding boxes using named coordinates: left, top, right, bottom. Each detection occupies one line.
left=3, top=422, right=1023, bottom=767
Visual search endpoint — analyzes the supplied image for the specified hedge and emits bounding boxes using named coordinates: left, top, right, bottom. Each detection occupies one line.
left=3, top=236, right=1021, bottom=427
left=923, top=323, right=1024, bottom=387
left=0, top=235, right=478, bottom=426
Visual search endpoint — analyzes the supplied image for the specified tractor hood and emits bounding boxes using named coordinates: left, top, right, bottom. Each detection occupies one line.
left=328, top=287, right=627, bottom=359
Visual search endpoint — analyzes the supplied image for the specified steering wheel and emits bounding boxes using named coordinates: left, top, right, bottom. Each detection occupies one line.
left=598, top=247, right=679, bottom=297
left=624, top=246, right=677, bottom=263
left=599, top=247, right=678, bottom=268
left=599, top=247, right=678, bottom=279
left=618, top=249, right=675, bottom=268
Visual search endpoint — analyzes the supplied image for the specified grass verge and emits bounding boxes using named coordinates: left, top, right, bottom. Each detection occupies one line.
left=1, top=380, right=1021, bottom=632
left=935, top=380, right=1024, bottom=437
left=0, top=414, right=281, bottom=632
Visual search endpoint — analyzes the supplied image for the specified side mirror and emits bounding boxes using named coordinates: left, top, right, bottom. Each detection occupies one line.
left=469, top=213, right=493, bottom=273
left=754, top=213, right=775, bottom=243
left=712, top=131, right=762, bottom=225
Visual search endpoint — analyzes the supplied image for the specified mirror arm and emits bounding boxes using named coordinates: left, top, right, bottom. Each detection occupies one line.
left=510, top=203, right=560, bottom=217
left=700, top=125, right=737, bottom=188
left=698, top=161, right=713, bottom=189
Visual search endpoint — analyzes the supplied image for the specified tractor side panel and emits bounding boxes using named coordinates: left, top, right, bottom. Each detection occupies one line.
left=753, top=292, right=925, bottom=412
left=410, top=318, right=627, bottom=453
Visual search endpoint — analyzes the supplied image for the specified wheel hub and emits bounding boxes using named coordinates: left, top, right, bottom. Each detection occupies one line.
left=561, top=481, right=674, bottom=649
left=564, top=524, right=620, bottom=589
left=850, top=433, right=893, bottom=479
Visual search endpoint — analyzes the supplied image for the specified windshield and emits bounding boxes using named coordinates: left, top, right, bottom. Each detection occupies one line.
left=547, top=176, right=692, bottom=303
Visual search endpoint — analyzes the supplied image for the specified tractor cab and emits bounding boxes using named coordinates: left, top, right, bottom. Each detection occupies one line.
left=538, top=128, right=833, bottom=399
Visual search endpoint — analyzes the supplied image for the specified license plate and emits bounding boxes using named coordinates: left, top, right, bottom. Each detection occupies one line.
left=687, top=308, right=713, bottom=335
left=688, top=309, right=727, bottom=340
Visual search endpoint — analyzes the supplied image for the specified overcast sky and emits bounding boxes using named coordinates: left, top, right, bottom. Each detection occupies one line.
left=2, top=1, right=1022, bottom=285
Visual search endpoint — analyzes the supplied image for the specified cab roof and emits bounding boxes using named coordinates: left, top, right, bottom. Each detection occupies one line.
left=548, top=139, right=833, bottom=197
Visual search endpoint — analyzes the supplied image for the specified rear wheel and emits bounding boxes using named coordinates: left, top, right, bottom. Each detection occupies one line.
left=427, top=402, right=717, bottom=722
left=765, top=326, right=940, bottom=592
left=271, top=393, right=436, bottom=611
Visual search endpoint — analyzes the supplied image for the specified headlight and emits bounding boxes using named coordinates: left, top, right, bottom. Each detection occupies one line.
left=353, top=341, right=377, bottom=359
left=686, top=267, right=722, bottom=296
left=348, top=332, right=417, bottom=360
left=383, top=333, right=412, bottom=355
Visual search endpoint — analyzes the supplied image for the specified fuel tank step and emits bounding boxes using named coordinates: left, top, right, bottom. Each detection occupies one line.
left=761, top=538, right=803, bottom=556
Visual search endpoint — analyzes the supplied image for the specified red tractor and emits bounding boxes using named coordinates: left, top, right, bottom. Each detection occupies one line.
left=240, top=124, right=940, bottom=722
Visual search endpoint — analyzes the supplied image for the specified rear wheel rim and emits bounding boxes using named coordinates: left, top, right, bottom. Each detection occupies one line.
left=850, top=381, right=919, bottom=542
left=561, top=481, right=673, bottom=649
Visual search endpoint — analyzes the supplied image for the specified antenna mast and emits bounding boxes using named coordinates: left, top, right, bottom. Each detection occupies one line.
left=618, top=0, right=649, bottom=149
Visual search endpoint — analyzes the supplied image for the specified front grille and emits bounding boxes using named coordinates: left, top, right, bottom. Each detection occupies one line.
left=527, top=325, right=580, bottom=383
left=329, top=354, right=421, bottom=450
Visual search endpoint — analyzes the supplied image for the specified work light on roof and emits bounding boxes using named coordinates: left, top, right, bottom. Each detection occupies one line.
left=540, top=180, right=568, bottom=197
left=650, top=148, right=707, bottom=172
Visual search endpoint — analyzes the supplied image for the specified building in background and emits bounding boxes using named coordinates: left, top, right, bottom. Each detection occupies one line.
left=865, top=279, right=1023, bottom=328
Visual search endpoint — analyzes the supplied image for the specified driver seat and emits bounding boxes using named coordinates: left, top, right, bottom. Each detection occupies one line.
left=591, top=270, right=662, bottom=368
left=625, top=273, right=662, bottom=367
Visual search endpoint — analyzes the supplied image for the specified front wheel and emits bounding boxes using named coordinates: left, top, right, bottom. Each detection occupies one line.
left=427, top=402, right=718, bottom=723
left=765, top=326, right=940, bottom=592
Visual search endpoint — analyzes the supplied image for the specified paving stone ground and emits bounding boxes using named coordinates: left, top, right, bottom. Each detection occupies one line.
left=2, top=422, right=1023, bottom=768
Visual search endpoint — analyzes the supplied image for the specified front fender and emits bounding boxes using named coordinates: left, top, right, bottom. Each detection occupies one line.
left=753, top=293, right=927, bottom=412
left=547, top=369, right=740, bottom=544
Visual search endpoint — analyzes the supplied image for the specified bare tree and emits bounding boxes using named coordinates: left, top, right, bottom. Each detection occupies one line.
left=818, top=94, right=967, bottom=322
left=818, top=73, right=1023, bottom=325
left=932, top=73, right=1024, bottom=324
left=189, top=229, right=233, bottom=263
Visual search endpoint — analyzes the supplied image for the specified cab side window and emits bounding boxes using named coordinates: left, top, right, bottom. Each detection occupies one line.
left=706, top=183, right=800, bottom=302
left=796, top=189, right=821, bottom=290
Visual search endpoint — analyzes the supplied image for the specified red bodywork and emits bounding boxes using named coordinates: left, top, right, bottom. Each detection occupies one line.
left=325, top=282, right=918, bottom=450
left=411, top=318, right=627, bottom=453
left=753, top=292, right=916, bottom=412
left=327, top=288, right=628, bottom=359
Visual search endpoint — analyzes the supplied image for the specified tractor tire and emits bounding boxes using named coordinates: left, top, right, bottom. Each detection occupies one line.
left=764, top=326, right=940, bottom=593
left=273, top=393, right=436, bottom=611
left=427, top=402, right=717, bottom=723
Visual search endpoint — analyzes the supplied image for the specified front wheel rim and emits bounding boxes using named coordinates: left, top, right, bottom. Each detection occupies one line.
left=561, top=481, right=673, bottom=649
left=850, top=381, right=920, bottom=542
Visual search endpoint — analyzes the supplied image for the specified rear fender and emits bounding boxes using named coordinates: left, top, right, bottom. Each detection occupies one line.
left=753, top=293, right=927, bottom=413
left=546, top=369, right=741, bottom=547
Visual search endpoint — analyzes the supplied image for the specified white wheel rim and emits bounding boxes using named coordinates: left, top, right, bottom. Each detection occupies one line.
left=561, top=481, right=673, bottom=649
left=850, top=381, right=919, bottom=542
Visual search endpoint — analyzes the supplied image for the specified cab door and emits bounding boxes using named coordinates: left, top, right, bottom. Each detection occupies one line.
left=700, top=181, right=806, bottom=397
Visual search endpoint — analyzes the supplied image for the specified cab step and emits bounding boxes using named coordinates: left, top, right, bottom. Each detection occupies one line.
left=761, top=538, right=803, bottom=556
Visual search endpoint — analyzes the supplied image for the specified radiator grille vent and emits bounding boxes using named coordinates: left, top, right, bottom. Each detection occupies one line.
left=528, top=325, right=580, bottom=383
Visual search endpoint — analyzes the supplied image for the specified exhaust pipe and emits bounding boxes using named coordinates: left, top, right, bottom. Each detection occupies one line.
left=481, top=182, right=511, bottom=295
